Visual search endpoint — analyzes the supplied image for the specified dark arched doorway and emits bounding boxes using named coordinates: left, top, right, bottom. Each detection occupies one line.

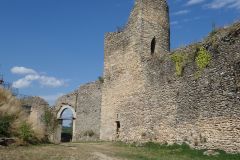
left=57, top=105, right=76, bottom=142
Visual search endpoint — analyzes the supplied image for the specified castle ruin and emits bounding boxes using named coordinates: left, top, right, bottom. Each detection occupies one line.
left=55, top=0, right=240, bottom=153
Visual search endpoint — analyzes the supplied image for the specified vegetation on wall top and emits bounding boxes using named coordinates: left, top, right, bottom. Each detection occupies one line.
left=171, top=45, right=212, bottom=78
left=171, top=53, right=185, bottom=76
left=171, top=52, right=188, bottom=76
left=195, top=47, right=212, bottom=70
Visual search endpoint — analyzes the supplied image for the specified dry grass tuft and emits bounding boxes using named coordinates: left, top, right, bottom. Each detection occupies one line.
left=0, top=88, right=27, bottom=124
left=0, top=88, right=39, bottom=144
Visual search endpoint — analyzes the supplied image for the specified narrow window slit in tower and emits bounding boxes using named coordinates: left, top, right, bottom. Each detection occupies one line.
left=116, top=121, right=120, bottom=138
left=151, top=37, right=156, bottom=55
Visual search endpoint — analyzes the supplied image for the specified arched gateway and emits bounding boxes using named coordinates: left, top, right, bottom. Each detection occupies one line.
left=52, top=81, right=102, bottom=143
left=56, top=105, right=76, bottom=142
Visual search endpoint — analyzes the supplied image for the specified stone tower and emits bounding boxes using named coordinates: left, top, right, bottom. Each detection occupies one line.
left=100, top=0, right=170, bottom=141
left=135, top=0, right=170, bottom=58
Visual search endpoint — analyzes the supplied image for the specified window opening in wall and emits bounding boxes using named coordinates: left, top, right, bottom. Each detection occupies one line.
left=151, top=37, right=156, bottom=55
left=116, top=121, right=120, bottom=138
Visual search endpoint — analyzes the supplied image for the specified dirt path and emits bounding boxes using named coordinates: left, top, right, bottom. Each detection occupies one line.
left=0, top=142, right=125, bottom=160
left=92, top=152, right=122, bottom=160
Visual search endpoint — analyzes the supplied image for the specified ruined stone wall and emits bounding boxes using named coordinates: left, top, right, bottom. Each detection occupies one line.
left=21, top=97, right=49, bottom=138
left=56, top=81, right=102, bottom=142
left=108, top=22, right=240, bottom=152
left=49, top=0, right=240, bottom=153
left=167, top=24, right=240, bottom=153
left=74, top=81, right=102, bottom=140
left=100, top=0, right=240, bottom=153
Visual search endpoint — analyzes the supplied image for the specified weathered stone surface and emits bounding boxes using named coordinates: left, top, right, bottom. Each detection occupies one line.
left=55, top=81, right=102, bottom=142
left=101, top=0, right=170, bottom=141
left=20, top=96, right=49, bottom=138
left=55, top=0, right=240, bottom=153
left=100, top=0, right=240, bottom=153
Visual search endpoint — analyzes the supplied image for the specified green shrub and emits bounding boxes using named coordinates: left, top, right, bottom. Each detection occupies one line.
left=195, top=47, right=211, bottom=70
left=19, top=122, right=33, bottom=142
left=0, top=89, right=40, bottom=145
left=171, top=53, right=188, bottom=76
left=0, top=114, right=15, bottom=137
left=42, top=108, right=58, bottom=134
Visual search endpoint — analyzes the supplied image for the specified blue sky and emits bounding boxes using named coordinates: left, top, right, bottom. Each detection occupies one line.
left=0, top=0, right=239, bottom=105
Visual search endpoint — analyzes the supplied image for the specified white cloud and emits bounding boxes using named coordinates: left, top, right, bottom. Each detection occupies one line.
left=184, top=0, right=240, bottom=10
left=11, top=66, right=66, bottom=89
left=12, top=74, right=40, bottom=88
left=12, top=78, right=32, bottom=88
left=186, top=0, right=206, bottom=6
left=171, top=21, right=179, bottom=25
left=206, top=0, right=240, bottom=10
left=39, top=76, right=65, bottom=87
left=229, top=1, right=240, bottom=9
left=40, top=93, right=64, bottom=105
left=173, top=10, right=190, bottom=15
left=11, top=66, right=37, bottom=75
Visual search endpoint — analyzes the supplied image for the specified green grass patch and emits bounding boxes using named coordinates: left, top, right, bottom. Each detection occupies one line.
left=114, top=142, right=240, bottom=160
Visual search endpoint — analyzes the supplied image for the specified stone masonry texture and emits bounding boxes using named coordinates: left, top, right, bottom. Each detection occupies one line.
left=55, top=81, right=102, bottom=142
left=100, top=0, right=240, bottom=153
left=56, top=0, right=240, bottom=153
left=20, top=96, right=49, bottom=139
